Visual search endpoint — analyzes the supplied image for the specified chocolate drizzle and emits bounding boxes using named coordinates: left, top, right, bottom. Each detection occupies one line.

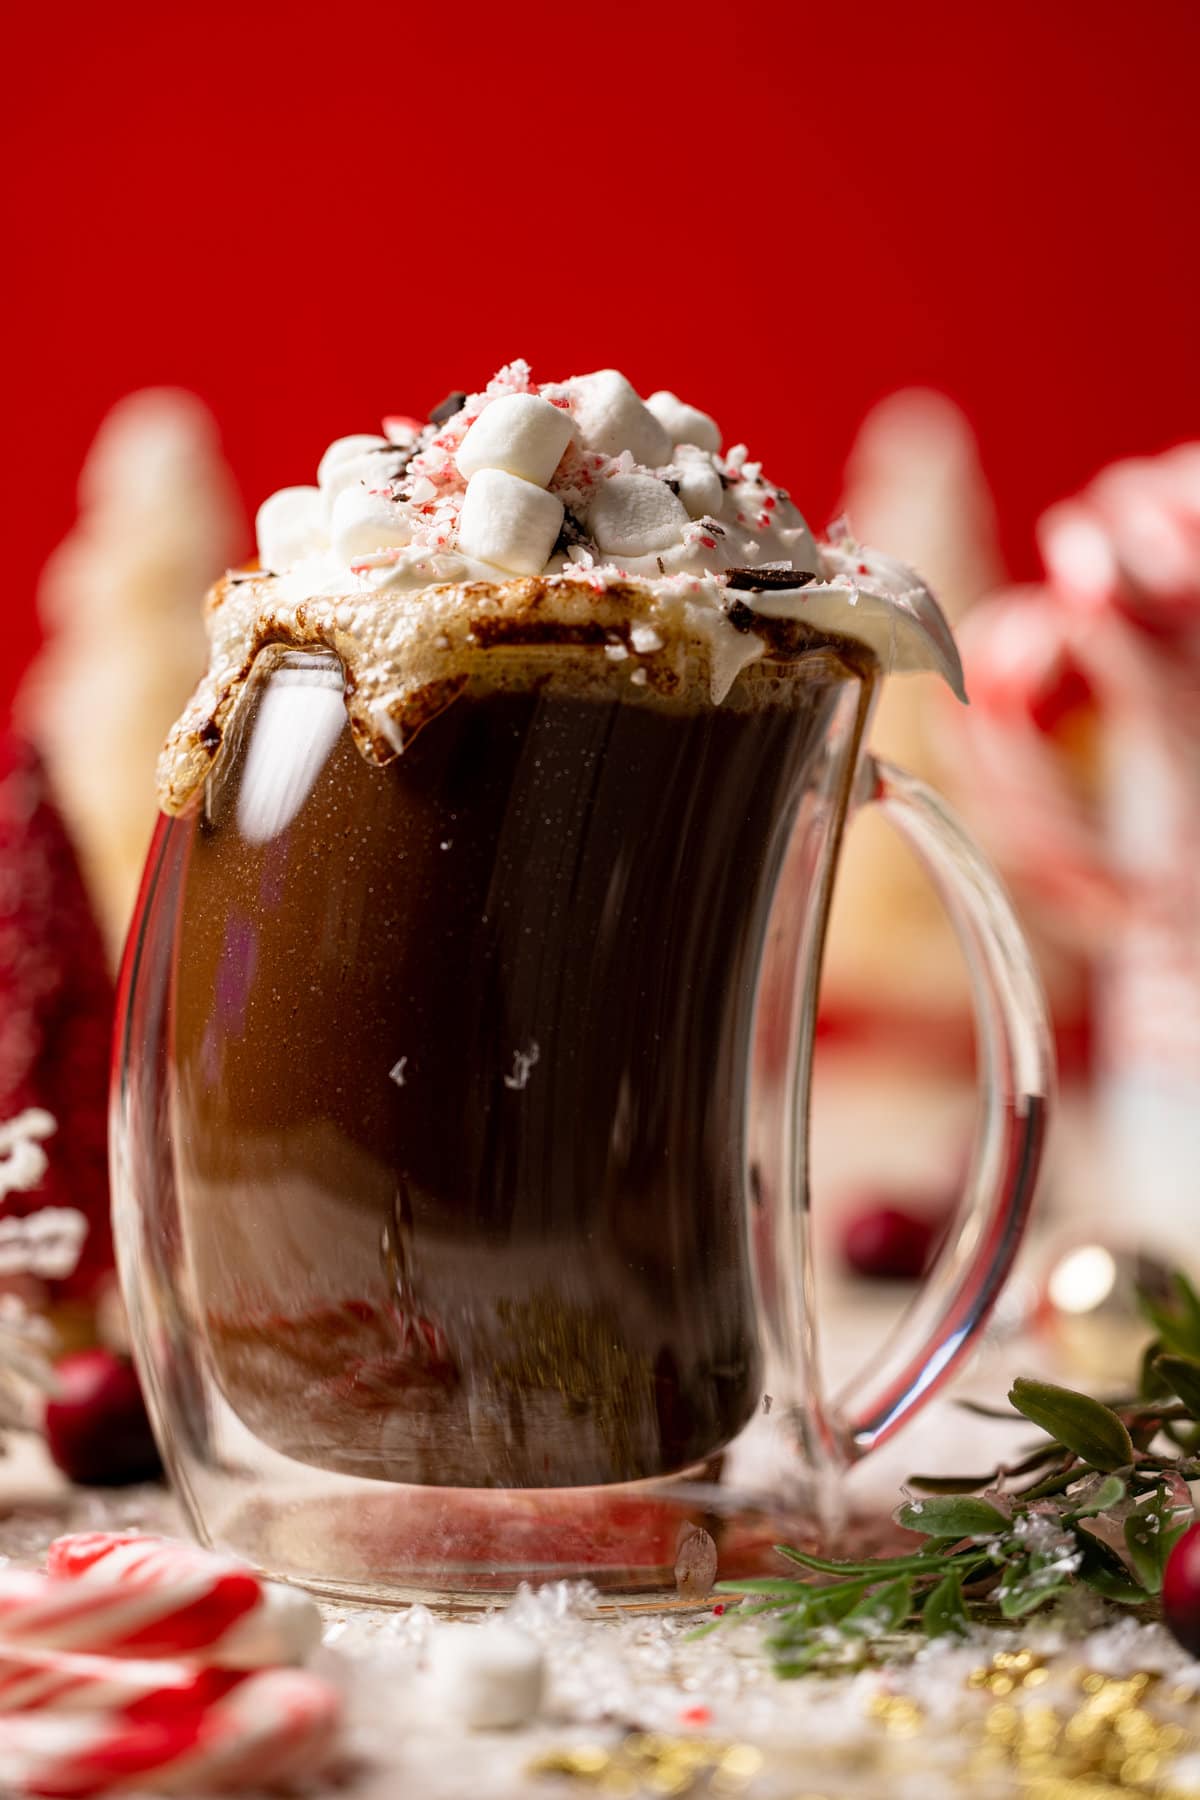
left=551, top=509, right=595, bottom=558
left=725, top=567, right=817, bottom=591
left=428, top=391, right=468, bottom=427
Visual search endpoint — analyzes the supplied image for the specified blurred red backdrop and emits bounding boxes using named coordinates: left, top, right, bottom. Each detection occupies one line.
left=4, top=0, right=1198, bottom=707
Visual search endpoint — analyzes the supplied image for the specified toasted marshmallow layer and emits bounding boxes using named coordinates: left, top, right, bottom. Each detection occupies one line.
left=245, top=358, right=963, bottom=701
left=159, top=361, right=965, bottom=812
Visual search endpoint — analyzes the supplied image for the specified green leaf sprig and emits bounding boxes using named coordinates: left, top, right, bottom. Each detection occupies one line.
left=694, top=1270, right=1200, bottom=1675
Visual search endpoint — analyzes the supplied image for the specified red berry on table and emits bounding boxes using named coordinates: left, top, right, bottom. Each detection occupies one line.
left=841, top=1200, right=947, bottom=1281
left=1163, top=1521, right=1200, bottom=1656
left=44, top=1350, right=163, bottom=1487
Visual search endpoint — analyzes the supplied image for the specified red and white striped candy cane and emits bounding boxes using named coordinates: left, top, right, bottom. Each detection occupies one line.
left=0, top=1550, right=318, bottom=1668
left=0, top=1646, right=241, bottom=1715
left=0, top=1665, right=340, bottom=1796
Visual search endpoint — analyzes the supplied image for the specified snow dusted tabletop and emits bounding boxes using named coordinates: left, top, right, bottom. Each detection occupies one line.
left=3, top=1302, right=1199, bottom=1797
left=3, top=1078, right=1195, bottom=1795
left=3, top=1398, right=1200, bottom=1800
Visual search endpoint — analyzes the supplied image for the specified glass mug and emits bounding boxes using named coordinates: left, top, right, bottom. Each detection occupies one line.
left=112, top=635, right=1051, bottom=1606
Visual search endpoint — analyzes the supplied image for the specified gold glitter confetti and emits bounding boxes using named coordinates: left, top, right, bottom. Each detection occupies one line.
left=867, top=1692, right=924, bottom=1737
left=529, top=1733, right=764, bottom=1797
left=968, top=1647, right=1050, bottom=1695
left=964, top=1660, right=1200, bottom=1798
left=531, top=1659, right=1200, bottom=1800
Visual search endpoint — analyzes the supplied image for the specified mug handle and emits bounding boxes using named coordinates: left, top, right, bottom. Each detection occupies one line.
left=832, top=755, right=1053, bottom=1460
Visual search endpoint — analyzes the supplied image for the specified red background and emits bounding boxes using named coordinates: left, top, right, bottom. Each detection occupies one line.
left=4, top=0, right=1198, bottom=707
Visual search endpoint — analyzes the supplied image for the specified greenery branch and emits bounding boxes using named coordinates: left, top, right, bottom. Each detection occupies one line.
left=691, top=1271, right=1200, bottom=1675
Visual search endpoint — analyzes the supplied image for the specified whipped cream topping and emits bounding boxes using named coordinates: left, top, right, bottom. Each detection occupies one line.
left=158, top=363, right=965, bottom=813
left=251, top=360, right=963, bottom=697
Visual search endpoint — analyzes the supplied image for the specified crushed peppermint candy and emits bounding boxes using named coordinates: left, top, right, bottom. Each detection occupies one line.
left=157, top=362, right=967, bottom=813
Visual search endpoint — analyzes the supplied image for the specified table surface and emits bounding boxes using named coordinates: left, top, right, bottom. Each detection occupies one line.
left=2, top=1075, right=1193, bottom=1797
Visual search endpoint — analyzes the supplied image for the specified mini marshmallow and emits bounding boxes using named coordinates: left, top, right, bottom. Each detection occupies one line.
left=673, top=461, right=725, bottom=520
left=456, top=394, right=575, bottom=487
left=589, top=474, right=688, bottom=557
left=317, top=434, right=390, bottom=489
left=255, top=487, right=327, bottom=572
left=329, top=485, right=413, bottom=561
left=646, top=391, right=722, bottom=454
left=425, top=1623, right=544, bottom=1730
left=569, top=370, right=672, bottom=467
left=778, top=520, right=822, bottom=577
left=322, top=446, right=409, bottom=515
left=456, top=468, right=564, bottom=576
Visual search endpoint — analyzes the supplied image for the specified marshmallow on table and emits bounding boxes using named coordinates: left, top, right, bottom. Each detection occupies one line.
left=589, top=473, right=688, bottom=557
left=456, top=468, right=564, bottom=576
left=569, top=370, right=672, bottom=467
left=646, top=390, right=722, bottom=454
left=456, top=393, right=575, bottom=486
left=330, top=484, right=414, bottom=560
left=255, top=487, right=326, bottom=573
left=425, top=1622, right=544, bottom=1729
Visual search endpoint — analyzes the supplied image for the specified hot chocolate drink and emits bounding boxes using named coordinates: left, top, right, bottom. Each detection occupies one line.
left=172, top=648, right=873, bottom=1487
left=154, top=359, right=962, bottom=1498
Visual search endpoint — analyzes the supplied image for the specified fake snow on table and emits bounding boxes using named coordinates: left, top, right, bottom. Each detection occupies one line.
left=8, top=1473, right=1200, bottom=1797
left=319, top=1577, right=1200, bottom=1800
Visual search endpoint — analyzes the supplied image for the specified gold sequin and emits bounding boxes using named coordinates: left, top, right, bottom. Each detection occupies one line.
left=867, top=1692, right=924, bottom=1737
left=530, top=1653, right=1200, bottom=1799
left=965, top=1657, right=1200, bottom=1798
left=529, top=1733, right=765, bottom=1798
left=969, top=1648, right=1051, bottom=1694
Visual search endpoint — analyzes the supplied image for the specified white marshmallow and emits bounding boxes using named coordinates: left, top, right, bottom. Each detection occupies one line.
left=569, top=370, right=672, bottom=467
left=317, top=434, right=390, bottom=489
left=322, top=446, right=409, bottom=515
left=255, top=486, right=327, bottom=572
left=778, top=520, right=822, bottom=577
left=426, top=1623, right=544, bottom=1730
left=646, top=390, right=722, bottom=454
left=673, top=461, right=725, bottom=520
left=456, top=469, right=564, bottom=576
left=589, top=474, right=688, bottom=557
left=456, top=394, right=575, bottom=487
left=329, top=484, right=413, bottom=561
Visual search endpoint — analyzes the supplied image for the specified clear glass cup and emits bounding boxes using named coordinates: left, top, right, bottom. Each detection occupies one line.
left=113, top=638, right=1051, bottom=1605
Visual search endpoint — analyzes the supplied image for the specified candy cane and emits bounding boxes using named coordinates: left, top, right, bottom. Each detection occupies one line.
left=0, top=1666, right=340, bottom=1796
left=0, top=1647, right=240, bottom=1715
left=0, top=1558, right=318, bottom=1668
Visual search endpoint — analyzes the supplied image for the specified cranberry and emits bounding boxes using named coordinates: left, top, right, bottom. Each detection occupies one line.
left=1163, top=1521, right=1200, bottom=1656
left=44, top=1350, right=163, bottom=1487
left=841, top=1199, right=948, bottom=1281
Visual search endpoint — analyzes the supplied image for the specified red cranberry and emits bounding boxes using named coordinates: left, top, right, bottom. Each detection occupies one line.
left=841, top=1200, right=947, bottom=1281
left=44, top=1350, right=163, bottom=1487
left=1163, top=1521, right=1200, bottom=1656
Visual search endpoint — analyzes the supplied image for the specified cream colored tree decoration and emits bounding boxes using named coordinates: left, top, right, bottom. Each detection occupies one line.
left=823, top=391, right=1003, bottom=1024
left=22, top=391, right=243, bottom=961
